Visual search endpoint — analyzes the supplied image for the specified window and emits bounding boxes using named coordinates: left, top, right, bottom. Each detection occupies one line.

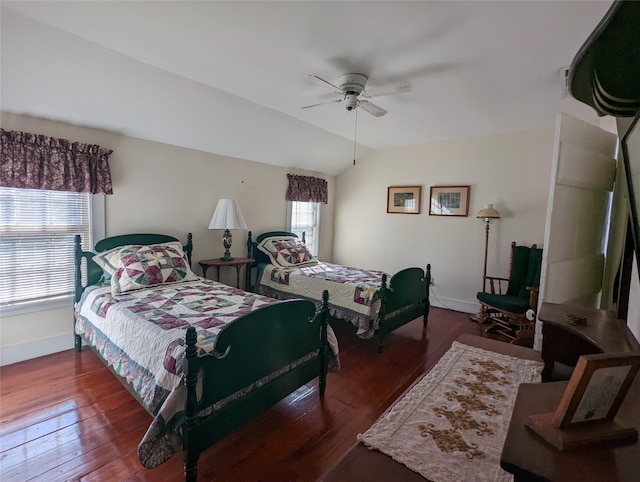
left=287, top=201, right=321, bottom=256
left=0, top=187, right=104, bottom=314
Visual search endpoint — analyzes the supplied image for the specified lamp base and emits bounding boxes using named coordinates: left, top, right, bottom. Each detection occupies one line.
left=220, top=230, right=234, bottom=261
left=220, top=251, right=234, bottom=262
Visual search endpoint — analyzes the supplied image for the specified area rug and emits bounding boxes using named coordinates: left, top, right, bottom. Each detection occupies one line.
left=358, top=341, right=544, bottom=482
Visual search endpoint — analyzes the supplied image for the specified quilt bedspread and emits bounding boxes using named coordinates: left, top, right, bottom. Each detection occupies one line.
left=75, top=278, right=339, bottom=468
left=75, top=279, right=280, bottom=414
left=256, top=262, right=387, bottom=338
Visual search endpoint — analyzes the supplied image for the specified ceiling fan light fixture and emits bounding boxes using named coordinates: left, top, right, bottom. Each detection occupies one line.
left=338, top=73, right=368, bottom=94
left=344, top=93, right=359, bottom=111
left=302, top=72, right=410, bottom=117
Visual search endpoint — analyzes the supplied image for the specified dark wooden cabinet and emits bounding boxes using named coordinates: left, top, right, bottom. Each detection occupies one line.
left=538, top=302, right=640, bottom=380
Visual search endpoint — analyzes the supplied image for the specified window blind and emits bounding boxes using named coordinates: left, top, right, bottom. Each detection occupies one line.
left=0, top=187, right=91, bottom=306
left=289, top=201, right=321, bottom=256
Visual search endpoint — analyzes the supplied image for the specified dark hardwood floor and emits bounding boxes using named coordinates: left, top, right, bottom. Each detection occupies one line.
left=1, top=307, right=485, bottom=481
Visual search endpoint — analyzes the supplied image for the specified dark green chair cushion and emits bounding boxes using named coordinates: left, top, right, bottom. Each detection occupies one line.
left=518, top=247, right=543, bottom=298
left=478, top=243, right=543, bottom=315
left=476, top=292, right=529, bottom=314
left=503, top=245, right=543, bottom=299
left=506, top=245, right=532, bottom=297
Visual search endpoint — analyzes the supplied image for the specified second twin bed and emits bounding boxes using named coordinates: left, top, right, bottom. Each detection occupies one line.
left=247, top=230, right=431, bottom=352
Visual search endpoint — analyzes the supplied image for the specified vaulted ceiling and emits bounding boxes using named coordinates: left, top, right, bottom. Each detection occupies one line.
left=1, top=1, right=612, bottom=175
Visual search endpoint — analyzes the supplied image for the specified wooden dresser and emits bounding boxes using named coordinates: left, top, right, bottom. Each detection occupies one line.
left=538, top=302, right=640, bottom=380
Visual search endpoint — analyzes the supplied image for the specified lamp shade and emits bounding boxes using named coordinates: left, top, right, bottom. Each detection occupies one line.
left=476, top=204, right=501, bottom=220
left=208, top=199, right=248, bottom=230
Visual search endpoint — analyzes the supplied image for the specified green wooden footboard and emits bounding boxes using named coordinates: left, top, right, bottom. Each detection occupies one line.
left=182, top=292, right=330, bottom=481
left=376, top=264, right=431, bottom=352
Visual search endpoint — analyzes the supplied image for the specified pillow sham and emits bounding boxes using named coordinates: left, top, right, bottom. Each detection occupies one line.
left=257, top=236, right=318, bottom=267
left=93, top=241, right=198, bottom=295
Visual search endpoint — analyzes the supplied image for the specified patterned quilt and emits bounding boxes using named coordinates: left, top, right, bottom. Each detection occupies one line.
left=75, top=279, right=281, bottom=413
left=256, top=262, right=387, bottom=338
left=75, top=278, right=338, bottom=468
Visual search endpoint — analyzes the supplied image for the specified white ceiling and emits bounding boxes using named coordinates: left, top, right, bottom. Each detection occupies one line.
left=1, top=1, right=612, bottom=176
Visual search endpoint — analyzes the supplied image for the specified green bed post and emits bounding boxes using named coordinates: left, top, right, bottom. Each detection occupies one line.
left=183, top=326, right=199, bottom=482
left=184, top=233, right=193, bottom=267
left=424, top=264, right=431, bottom=328
left=319, top=289, right=329, bottom=397
left=73, top=235, right=83, bottom=353
left=246, top=231, right=253, bottom=291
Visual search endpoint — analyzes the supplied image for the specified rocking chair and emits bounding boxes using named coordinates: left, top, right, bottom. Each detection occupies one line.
left=476, top=242, right=543, bottom=346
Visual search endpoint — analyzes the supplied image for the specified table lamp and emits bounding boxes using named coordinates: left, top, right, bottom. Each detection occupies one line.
left=208, top=199, right=248, bottom=261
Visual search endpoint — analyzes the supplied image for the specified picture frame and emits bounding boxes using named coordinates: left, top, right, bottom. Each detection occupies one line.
left=387, top=186, right=421, bottom=214
left=429, top=186, right=470, bottom=216
left=551, top=352, right=640, bottom=429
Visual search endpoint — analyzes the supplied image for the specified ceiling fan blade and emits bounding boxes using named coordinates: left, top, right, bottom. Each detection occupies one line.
left=304, top=74, right=343, bottom=94
left=358, top=100, right=387, bottom=117
left=362, top=81, right=412, bottom=98
left=301, top=98, right=344, bottom=110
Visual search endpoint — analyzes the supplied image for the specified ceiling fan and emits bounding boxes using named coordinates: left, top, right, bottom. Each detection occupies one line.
left=302, top=73, right=412, bottom=117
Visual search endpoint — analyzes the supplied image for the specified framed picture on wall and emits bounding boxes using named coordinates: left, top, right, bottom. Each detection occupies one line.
left=387, top=186, right=421, bottom=214
left=429, top=186, right=470, bottom=216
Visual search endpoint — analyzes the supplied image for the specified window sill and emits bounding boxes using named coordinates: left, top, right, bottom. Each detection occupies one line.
left=0, top=295, right=73, bottom=317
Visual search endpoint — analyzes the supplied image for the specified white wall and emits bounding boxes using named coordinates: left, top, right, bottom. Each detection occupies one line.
left=0, top=112, right=335, bottom=365
left=333, top=128, right=554, bottom=313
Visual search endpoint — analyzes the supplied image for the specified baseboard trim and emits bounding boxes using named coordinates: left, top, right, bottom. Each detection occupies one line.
left=429, top=296, right=478, bottom=314
left=0, top=334, right=75, bottom=366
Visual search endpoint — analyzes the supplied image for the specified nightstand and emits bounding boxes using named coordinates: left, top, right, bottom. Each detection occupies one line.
left=199, top=257, right=254, bottom=288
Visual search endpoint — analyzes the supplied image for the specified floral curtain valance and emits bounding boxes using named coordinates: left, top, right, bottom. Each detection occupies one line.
left=0, top=128, right=114, bottom=194
left=286, top=174, right=328, bottom=204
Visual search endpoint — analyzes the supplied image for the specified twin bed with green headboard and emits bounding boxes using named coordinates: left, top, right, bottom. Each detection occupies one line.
left=73, top=233, right=332, bottom=481
left=246, top=230, right=431, bottom=352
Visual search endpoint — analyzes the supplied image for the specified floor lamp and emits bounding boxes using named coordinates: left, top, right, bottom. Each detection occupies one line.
left=471, top=204, right=501, bottom=323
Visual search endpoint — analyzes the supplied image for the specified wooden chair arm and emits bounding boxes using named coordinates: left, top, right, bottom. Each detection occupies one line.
left=526, top=286, right=539, bottom=309
left=485, top=276, right=509, bottom=294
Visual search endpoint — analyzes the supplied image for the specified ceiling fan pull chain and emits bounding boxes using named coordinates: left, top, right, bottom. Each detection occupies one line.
left=353, top=108, right=358, bottom=166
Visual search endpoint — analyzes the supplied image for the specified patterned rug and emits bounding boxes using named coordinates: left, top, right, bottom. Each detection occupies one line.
left=358, top=341, right=543, bottom=482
